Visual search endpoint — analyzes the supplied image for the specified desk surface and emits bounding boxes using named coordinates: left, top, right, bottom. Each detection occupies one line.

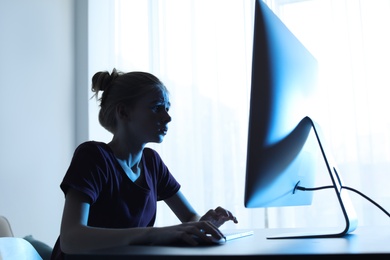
left=65, top=226, right=390, bottom=259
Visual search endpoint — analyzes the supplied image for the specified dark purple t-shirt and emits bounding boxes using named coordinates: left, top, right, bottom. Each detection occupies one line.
left=51, top=141, right=181, bottom=259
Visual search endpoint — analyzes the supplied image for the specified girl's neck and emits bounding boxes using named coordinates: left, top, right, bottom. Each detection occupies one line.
left=107, top=138, right=144, bottom=168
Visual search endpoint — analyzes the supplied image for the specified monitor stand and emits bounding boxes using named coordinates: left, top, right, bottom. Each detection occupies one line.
left=267, top=116, right=358, bottom=239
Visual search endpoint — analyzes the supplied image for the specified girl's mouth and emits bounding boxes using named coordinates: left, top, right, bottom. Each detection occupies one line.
left=159, top=127, right=168, bottom=135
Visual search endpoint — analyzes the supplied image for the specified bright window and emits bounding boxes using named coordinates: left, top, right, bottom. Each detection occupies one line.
left=88, top=0, right=390, bottom=229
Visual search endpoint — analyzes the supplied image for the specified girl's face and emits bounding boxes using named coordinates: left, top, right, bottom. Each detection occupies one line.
left=128, top=90, right=172, bottom=144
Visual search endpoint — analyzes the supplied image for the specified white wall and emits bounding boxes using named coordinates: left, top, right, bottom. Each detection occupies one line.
left=0, top=0, right=76, bottom=246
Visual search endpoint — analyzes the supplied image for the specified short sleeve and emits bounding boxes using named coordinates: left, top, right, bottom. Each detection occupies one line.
left=60, top=142, right=115, bottom=203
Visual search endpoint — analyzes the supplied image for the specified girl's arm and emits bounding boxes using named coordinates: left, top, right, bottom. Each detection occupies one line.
left=164, top=190, right=238, bottom=227
left=60, top=188, right=153, bottom=253
left=60, top=188, right=227, bottom=253
left=164, top=190, right=201, bottom=222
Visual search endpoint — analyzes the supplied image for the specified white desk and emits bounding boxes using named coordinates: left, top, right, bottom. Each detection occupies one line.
left=65, top=226, right=390, bottom=259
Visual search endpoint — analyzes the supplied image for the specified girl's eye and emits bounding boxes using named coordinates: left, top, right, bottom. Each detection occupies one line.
left=152, top=105, right=169, bottom=113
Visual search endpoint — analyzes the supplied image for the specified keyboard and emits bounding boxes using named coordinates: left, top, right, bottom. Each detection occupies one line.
left=224, top=230, right=254, bottom=241
left=191, top=230, right=254, bottom=245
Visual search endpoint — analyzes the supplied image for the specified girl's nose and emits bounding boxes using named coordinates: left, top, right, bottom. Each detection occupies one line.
left=163, top=109, right=172, bottom=123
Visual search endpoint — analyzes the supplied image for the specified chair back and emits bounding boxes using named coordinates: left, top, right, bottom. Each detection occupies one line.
left=0, top=215, right=14, bottom=237
left=0, top=237, right=43, bottom=260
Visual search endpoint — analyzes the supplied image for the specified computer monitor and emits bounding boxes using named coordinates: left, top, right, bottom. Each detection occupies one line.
left=244, top=0, right=358, bottom=238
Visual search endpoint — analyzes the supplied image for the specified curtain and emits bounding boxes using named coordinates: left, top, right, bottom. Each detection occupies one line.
left=88, top=0, right=390, bottom=230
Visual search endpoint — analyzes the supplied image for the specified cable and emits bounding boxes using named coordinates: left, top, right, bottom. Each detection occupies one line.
left=343, top=186, right=390, bottom=218
left=296, top=185, right=333, bottom=191
left=296, top=185, right=390, bottom=218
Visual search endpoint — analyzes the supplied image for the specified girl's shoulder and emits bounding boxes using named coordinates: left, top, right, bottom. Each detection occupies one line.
left=143, top=147, right=156, bottom=155
left=142, top=147, right=164, bottom=166
left=76, top=141, right=109, bottom=150
left=73, top=141, right=113, bottom=159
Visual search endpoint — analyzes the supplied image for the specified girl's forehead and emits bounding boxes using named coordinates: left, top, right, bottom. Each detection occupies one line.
left=143, top=90, right=170, bottom=104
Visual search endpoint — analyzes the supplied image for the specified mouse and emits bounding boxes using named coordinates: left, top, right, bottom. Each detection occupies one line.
left=192, top=233, right=226, bottom=245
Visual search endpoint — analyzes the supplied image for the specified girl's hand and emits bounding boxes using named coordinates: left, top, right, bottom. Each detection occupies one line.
left=149, top=221, right=225, bottom=246
left=199, top=206, right=238, bottom=228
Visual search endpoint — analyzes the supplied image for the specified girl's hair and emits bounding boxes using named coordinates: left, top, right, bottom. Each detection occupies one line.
left=91, top=68, right=168, bottom=133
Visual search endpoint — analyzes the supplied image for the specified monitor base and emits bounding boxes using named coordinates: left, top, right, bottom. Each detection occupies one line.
left=266, top=227, right=352, bottom=239
left=267, top=117, right=359, bottom=239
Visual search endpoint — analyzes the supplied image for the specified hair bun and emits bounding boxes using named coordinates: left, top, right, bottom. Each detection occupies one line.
left=91, top=69, right=122, bottom=104
left=92, top=70, right=114, bottom=92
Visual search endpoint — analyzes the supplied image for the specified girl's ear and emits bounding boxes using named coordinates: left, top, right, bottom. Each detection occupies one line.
left=116, top=103, right=130, bottom=120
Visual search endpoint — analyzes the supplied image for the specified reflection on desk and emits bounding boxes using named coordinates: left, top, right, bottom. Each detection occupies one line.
left=64, top=226, right=390, bottom=259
